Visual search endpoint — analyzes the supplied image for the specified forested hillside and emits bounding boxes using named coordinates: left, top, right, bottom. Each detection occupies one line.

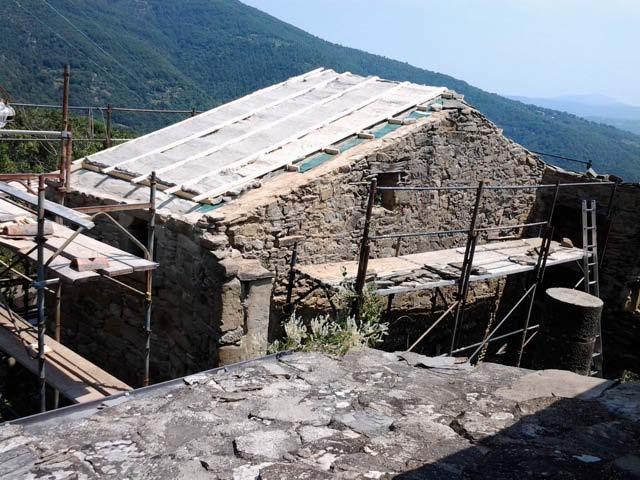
left=1, top=0, right=639, bottom=180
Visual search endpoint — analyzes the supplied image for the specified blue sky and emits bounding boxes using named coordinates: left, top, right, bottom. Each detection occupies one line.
left=242, top=0, right=640, bottom=106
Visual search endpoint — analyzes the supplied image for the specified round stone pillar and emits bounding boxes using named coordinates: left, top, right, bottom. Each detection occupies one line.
left=535, top=287, right=603, bottom=375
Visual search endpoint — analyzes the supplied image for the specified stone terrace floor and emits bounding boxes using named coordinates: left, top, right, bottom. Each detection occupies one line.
left=1, top=349, right=639, bottom=479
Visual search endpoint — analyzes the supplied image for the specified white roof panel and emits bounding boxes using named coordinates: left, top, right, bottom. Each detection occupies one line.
left=81, top=68, right=447, bottom=203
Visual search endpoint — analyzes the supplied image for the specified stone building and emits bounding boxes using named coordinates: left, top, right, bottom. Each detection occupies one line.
left=53, top=68, right=639, bottom=385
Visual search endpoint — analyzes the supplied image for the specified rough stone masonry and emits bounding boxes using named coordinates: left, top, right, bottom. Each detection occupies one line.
left=58, top=96, right=549, bottom=384
left=1, top=349, right=639, bottom=479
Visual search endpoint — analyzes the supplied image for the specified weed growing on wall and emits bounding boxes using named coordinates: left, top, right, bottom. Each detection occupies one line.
left=269, top=270, right=388, bottom=355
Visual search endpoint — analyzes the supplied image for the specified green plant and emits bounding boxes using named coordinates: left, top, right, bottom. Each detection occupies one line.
left=269, top=271, right=388, bottom=355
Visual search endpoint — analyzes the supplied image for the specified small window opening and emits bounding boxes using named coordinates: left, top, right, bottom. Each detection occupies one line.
left=377, top=172, right=400, bottom=210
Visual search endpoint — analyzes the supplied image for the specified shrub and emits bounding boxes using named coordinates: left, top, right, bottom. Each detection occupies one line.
left=269, top=272, right=388, bottom=355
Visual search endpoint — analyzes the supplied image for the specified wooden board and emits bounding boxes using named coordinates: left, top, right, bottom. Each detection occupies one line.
left=0, top=181, right=94, bottom=229
left=0, top=307, right=131, bottom=403
left=296, top=238, right=586, bottom=296
left=0, top=198, right=157, bottom=282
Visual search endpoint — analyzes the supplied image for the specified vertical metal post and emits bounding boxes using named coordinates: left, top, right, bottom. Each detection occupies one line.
left=36, top=175, right=47, bottom=412
left=354, top=178, right=377, bottom=321
left=143, top=172, right=156, bottom=387
left=450, top=181, right=484, bottom=353
left=384, top=237, right=402, bottom=320
left=548, top=181, right=560, bottom=225
left=105, top=104, right=113, bottom=148
left=191, top=107, right=197, bottom=117
left=58, top=65, right=70, bottom=192
left=284, top=242, right=299, bottom=317
left=64, top=126, right=73, bottom=193
left=52, top=281, right=62, bottom=409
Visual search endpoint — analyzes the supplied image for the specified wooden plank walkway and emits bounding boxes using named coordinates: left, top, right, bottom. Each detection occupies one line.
left=0, top=198, right=157, bottom=283
left=0, top=306, right=131, bottom=403
left=295, top=238, right=586, bottom=296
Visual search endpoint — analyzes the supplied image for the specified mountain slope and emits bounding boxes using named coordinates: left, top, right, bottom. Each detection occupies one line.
left=508, top=95, right=640, bottom=136
left=1, top=0, right=639, bottom=180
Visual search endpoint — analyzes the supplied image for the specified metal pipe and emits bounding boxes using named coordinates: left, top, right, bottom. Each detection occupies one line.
left=284, top=242, right=299, bottom=317
left=143, top=172, right=156, bottom=387
left=384, top=238, right=403, bottom=320
left=12, top=103, right=204, bottom=115
left=475, top=221, right=547, bottom=233
left=0, top=137, right=130, bottom=142
left=452, top=324, right=539, bottom=355
left=407, top=300, right=458, bottom=352
left=99, top=273, right=147, bottom=297
left=468, top=283, right=537, bottom=361
left=53, top=281, right=62, bottom=410
left=375, top=182, right=615, bottom=192
left=516, top=226, right=553, bottom=367
left=0, top=173, right=60, bottom=181
left=105, top=104, right=113, bottom=148
left=369, top=228, right=469, bottom=241
left=529, top=150, right=592, bottom=167
left=36, top=175, right=47, bottom=413
left=72, top=202, right=153, bottom=214
left=0, top=129, right=67, bottom=137
left=58, top=64, right=70, bottom=191
left=450, top=180, right=485, bottom=353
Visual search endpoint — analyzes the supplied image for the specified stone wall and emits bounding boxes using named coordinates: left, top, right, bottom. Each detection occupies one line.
left=209, top=101, right=546, bottom=352
left=535, top=167, right=640, bottom=375
left=53, top=100, right=549, bottom=384
left=51, top=192, right=273, bottom=386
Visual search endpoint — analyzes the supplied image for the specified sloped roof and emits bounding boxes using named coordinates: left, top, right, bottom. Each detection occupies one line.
left=81, top=68, right=446, bottom=204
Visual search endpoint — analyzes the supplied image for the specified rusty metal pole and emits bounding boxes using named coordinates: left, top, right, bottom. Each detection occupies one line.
left=284, top=242, right=299, bottom=317
left=354, top=178, right=377, bottom=321
left=36, top=175, right=47, bottom=412
left=143, top=172, right=156, bottom=387
left=57, top=65, right=70, bottom=200
left=52, top=281, right=62, bottom=409
left=105, top=104, right=113, bottom=148
left=450, top=180, right=484, bottom=354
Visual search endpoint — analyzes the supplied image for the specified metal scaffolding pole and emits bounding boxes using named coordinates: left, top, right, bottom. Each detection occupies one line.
left=284, top=242, right=299, bottom=317
left=36, top=175, right=47, bottom=412
left=143, top=172, right=156, bottom=387
left=450, top=181, right=484, bottom=354
left=353, top=178, right=377, bottom=321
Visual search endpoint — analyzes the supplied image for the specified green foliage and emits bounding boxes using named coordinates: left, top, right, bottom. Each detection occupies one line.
left=621, top=370, right=640, bottom=383
left=269, top=271, right=388, bottom=355
left=0, top=108, right=132, bottom=173
left=1, top=0, right=639, bottom=179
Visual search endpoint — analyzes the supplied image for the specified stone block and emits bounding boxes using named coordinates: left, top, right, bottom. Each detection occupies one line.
left=237, top=259, right=273, bottom=282
left=276, top=235, right=304, bottom=248
left=221, top=278, right=244, bottom=333
left=200, top=232, right=229, bottom=250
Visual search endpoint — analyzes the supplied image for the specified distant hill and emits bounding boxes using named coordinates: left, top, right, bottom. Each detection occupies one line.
left=509, top=94, right=640, bottom=136
left=1, top=0, right=640, bottom=181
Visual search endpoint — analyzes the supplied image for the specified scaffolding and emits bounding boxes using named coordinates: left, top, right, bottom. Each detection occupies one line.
left=0, top=172, right=158, bottom=412
left=287, top=178, right=617, bottom=368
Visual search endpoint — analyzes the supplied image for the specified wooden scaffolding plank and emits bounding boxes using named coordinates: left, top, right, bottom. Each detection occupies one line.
left=0, top=235, right=98, bottom=283
left=0, top=182, right=94, bottom=229
left=0, top=198, right=157, bottom=276
left=0, top=308, right=131, bottom=403
left=43, top=235, right=134, bottom=277
left=296, top=239, right=586, bottom=296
